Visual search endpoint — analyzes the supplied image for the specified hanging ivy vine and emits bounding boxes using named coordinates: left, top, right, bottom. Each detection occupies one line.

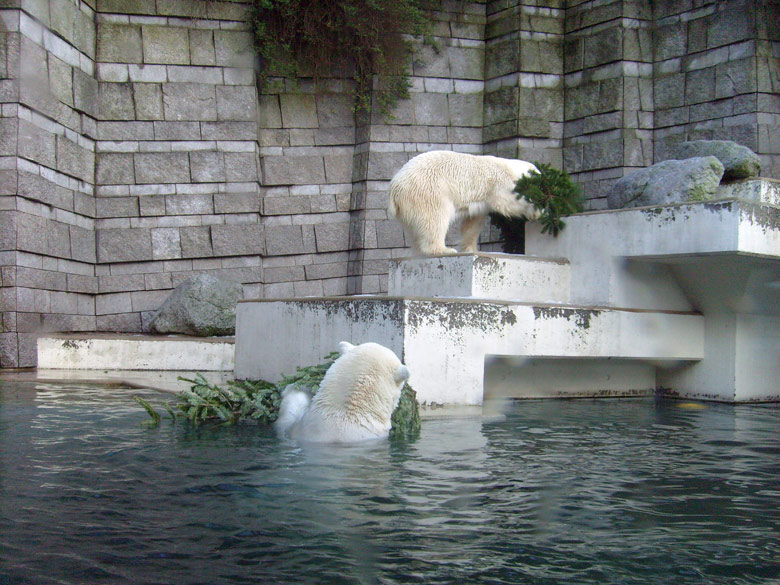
left=249, top=0, right=434, bottom=117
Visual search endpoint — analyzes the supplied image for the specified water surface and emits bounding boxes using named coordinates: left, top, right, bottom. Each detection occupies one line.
left=1, top=382, right=779, bottom=584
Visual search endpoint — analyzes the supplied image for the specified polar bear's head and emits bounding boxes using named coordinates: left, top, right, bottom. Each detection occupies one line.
left=312, top=341, right=409, bottom=426
left=503, top=158, right=539, bottom=183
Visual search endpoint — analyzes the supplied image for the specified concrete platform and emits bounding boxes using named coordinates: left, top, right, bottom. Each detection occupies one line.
left=235, top=296, right=703, bottom=405
left=236, top=187, right=780, bottom=405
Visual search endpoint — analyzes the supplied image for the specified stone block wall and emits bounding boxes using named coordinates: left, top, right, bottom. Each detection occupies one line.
left=1, top=0, right=98, bottom=368
left=563, top=0, right=654, bottom=207
left=484, top=0, right=564, bottom=167
left=1, top=0, right=778, bottom=367
left=652, top=0, right=780, bottom=180
left=92, top=1, right=261, bottom=333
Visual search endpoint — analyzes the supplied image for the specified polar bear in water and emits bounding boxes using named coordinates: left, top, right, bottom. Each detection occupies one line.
left=274, top=342, right=410, bottom=443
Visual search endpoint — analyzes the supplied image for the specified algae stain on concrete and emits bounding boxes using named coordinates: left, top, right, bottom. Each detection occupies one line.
left=407, top=301, right=518, bottom=334
left=532, top=307, right=601, bottom=330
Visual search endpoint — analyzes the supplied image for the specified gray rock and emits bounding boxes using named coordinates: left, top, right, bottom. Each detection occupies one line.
left=607, top=156, right=725, bottom=209
left=148, top=274, right=243, bottom=336
left=669, top=140, right=761, bottom=180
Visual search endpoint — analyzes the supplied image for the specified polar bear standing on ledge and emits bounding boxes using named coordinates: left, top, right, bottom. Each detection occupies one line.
left=388, top=150, right=541, bottom=255
left=275, top=341, right=410, bottom=443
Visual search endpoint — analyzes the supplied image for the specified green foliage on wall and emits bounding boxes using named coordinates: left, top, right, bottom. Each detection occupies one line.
left=249, top=0, right=433, bottom=116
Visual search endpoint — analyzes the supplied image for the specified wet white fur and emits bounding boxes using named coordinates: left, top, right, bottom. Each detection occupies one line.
left=388, top=150, right=541, bottom=255
left=275, top=341, right=410, bottom=443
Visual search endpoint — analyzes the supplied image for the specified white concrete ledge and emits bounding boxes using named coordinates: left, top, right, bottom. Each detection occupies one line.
left=37, top=333, right=235, bottom=372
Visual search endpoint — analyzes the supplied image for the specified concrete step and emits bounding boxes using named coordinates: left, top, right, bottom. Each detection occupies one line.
left=388, top=252, right=570, bottom=303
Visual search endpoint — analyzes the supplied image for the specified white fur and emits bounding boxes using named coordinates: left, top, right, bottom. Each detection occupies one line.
left=275, top=341, right=410, bottom=443
left=388, top=150, right=541, bottom=255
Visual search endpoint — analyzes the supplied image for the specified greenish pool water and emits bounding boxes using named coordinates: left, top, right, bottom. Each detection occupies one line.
left=1, top=381, right=779, bottom=585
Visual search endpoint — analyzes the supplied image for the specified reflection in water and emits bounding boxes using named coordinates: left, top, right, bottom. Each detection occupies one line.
left=1, top=382, right=779, bottom=584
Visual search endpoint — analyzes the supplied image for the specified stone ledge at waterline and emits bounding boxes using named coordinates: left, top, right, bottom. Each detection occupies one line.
left=37, top=333, right=235, bottom=372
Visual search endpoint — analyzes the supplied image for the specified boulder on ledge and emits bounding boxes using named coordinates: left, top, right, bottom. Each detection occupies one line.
left=148, top=274, right=243, bottom=336
left=607, top=156, right=724, bottom=209
left=669, top=140, right=761, bottom=180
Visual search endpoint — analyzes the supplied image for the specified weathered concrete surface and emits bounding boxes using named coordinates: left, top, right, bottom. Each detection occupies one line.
left=527, top=194, right=780, bottom=402
left=388, top=253, right=570, bottom=303
left=235, top=297, right=703, bottom=405
left=37, top=333, right=235, bottom=371
left=607, top=156, right=725, bottom=209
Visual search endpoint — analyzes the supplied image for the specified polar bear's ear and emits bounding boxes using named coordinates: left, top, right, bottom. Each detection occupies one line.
left=337, top=341, right=355, bottom=355
left=394, top=365, right=410, bottom=384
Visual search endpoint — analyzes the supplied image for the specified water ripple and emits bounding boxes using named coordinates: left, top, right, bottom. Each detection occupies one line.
left=1, top=383, right=779, bottom=584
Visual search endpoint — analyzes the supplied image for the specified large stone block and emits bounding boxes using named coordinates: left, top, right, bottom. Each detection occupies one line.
left=323, top=154, right=353, bottom=184
left=314, top=222, right=350, bottom=253
left=189, top=29, right=216, bottom=66
left=0, top=118, right=18, bottom=156
left=17, top=119, right=56, bottom=168
left=134, top=83, right=164, bottom=120
left=315, top=93, right=354, bottom=128
left=265, top=225, right=315, bottom=256
left=448, top=94, right=483, bottom=126
left=57, top=136, right=94, bottom=183
left=216, top=85, right=258, bottom=121
left=17, top=171, right=73, bottom=211
left=180, top=226, right=213, bottom=258
left=486, top=38, right=519, bottom=79
left=224, top=152, right=259, bottom=182
left=190, top=151, right=226, bottom=183
left=69, top=226, right=96, bottom=263
left=99, top=82, right=136, bottom=120
left=448, top=46, right=484, bottom=80
left=165, top=193, right=214, bottom=215
left=15, top=212, right=47, bottom=255
left=521, top=39, right=563, bottom=74
left=162, top=83, right=217, bottom=121
left=97, top=23, right=142, bottom=63
left=48, top=54, right=73, bottom=107
left=262, top=155, right=325, bottom=185
left=201, top=121, right=257, bottom=140
left=413, top=93, right=449, bottom=125
left=0, top=210, right=16, bottom=250
left=73, top=68, right=98, bottom=117
left=96, top=153, right=135, bottom=185
left=97, top=228, right=152, bottom=262
left=142, top=25, right=189, bottom=64
left=213, top=30, right=255, bottom=68
left=212, top=224, right=264, bottom=256
left=134, top=152, right=190, bottom=184
left=151, top=227, right=182, bottom=260
left=258, top=95, right=282, bottom=128
left=96, top=196, right=139, bottom=218
left=279, top=94, right=318, bottom=128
